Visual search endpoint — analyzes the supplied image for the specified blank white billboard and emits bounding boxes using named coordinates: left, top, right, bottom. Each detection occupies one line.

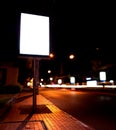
left=99, top=71, right=106, bottom=81
left=19, top=13, right=50, bottom=56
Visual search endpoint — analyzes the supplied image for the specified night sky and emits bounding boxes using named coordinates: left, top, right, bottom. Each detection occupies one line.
left=1, top=1, right=115, bottom=56
left=0, top=1, right=116, bottom=81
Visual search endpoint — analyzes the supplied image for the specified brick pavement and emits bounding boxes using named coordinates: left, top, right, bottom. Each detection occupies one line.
left=0, top=92, right=95, bottom=130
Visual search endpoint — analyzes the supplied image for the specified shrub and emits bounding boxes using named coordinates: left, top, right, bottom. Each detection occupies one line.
left=0, top=83, right=23, bottom=94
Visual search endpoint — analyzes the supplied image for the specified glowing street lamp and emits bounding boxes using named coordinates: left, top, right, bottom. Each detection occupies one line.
left=48, top=70, right=51, bottom=74
left=69, top=54, right=75, bottom=59
left=50, top=77, right=53, bottom=81
left=49, top=53, right=54, bottom=58
left=41, top=78, right=44, bottom=82
left=68, top=54, right=75, bottom=76
left=58, top=79, right=62, bottom=85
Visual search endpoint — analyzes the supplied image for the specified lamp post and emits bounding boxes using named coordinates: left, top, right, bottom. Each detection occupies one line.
left=69, top=54, right=75, bottom=84
left=69, top=54, right=75, bottom=73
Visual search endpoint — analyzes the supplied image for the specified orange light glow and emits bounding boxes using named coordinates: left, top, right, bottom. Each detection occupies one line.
left=49, top=53, right=54, bottom=58
left=69, top=54, right=75, bottom=59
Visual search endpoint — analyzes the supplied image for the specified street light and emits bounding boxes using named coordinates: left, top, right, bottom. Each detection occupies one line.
left=48, top=70, right=51, bottom=74
left=49, top=53, right=54, bottom=59
left=69, top=54, right=75, bottom=59
left=69, top=54, right=76, bottom=84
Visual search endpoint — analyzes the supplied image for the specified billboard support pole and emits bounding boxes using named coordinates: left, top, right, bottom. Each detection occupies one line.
left=32, top=57, right=50, bottom=112
left=33, top=57, right=39, bottom=112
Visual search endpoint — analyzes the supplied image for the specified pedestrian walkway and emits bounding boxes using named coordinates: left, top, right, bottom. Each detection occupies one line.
left=0, top=91, right=95, bottom=130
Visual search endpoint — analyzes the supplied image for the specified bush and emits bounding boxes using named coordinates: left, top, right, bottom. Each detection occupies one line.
left=0, top=83, right=23, bottom=94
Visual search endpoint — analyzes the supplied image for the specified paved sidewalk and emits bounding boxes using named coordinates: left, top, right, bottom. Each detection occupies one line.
left=0, top=92, right=95, bottom=130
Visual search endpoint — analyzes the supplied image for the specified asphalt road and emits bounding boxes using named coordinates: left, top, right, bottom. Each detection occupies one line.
left=39, top=87, right=116, bottom=130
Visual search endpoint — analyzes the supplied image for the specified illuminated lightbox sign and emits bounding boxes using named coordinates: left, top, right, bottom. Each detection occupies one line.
left=19, top=13, right=50, bottom=56
left=99, top=71, right=106, bottom=81
left=70, top=76, right=75, bottom=84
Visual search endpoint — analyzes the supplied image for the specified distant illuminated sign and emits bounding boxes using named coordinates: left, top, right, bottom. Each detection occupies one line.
left=87, top=80, right=97, bottom=86
left=70, top=76, right=75, bottom=84
left=99, top=71, right=106, bottom=81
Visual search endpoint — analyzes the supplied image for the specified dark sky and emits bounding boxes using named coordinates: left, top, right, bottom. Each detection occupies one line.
left=0, top=0, right=115, bottom=63
left=0, top=0, right=116, bottom=83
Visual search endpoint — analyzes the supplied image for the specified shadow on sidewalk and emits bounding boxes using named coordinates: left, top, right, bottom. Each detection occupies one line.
left=19, top=105, right=52, bottom=114
left=16, top=112, right=48, bottom=130
left=0, top=111, right=48, bottom=130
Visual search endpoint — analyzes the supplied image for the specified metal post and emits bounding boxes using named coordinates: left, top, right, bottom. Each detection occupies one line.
left=35, top=59, right=39, bottom=94
left=33, top=58, right=40, bottom=112
left=33, top=58, right=37, bottom=112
